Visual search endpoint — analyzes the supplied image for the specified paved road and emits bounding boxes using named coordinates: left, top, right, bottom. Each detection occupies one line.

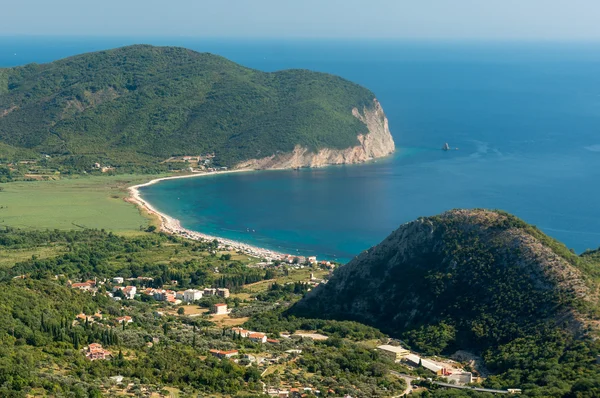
left=390, top=371, right=418, bottom=397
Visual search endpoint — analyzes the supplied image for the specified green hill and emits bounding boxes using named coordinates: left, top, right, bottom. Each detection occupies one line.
left=290, top=209, right=600, bottom=396
left=0, top=45, right=389, bottom=168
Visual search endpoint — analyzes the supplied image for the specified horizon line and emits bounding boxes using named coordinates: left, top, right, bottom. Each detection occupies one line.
left=2, top=34, right=600, bottom=44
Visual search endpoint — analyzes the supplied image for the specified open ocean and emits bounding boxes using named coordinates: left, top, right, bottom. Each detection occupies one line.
left=2, top=37, right=600, bottom=262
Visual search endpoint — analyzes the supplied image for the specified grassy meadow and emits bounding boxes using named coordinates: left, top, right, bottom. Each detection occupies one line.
left=0, top=174, right=163, bottom=233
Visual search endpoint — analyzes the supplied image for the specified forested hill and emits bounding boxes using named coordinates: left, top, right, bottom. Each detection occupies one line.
left=0, top=45, right=387, bottom=168
left=291, top=209, right=600, bottom=396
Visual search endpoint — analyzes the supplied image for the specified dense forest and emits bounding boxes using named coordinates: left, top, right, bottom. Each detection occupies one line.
left=291, top=209, right=600, bottom=397
left=0, top=45, right=376, bottom=168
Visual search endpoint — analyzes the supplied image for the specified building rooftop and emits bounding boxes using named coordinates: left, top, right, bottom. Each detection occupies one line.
left=377, top=344, right=409, bottom=353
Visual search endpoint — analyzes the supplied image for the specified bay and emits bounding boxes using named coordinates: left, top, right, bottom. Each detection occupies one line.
left=2, top=38, right=600, bottom=262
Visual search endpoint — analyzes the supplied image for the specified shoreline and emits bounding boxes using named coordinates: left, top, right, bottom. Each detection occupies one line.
left=128, top=170, right=290, bottom=261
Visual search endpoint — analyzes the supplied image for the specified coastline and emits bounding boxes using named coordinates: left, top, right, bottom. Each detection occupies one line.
left=128, top=170, right=289, bottom=261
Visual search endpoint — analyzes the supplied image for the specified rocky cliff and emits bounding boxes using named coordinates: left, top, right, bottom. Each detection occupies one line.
left=234, top=99, right=395, bottom=170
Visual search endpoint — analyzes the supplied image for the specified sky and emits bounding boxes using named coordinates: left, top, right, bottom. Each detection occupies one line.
left=3, top=0, right=600, bottom=40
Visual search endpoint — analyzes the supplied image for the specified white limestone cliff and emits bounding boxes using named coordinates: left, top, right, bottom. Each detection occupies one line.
left=234, top=98, right=395, bottom=170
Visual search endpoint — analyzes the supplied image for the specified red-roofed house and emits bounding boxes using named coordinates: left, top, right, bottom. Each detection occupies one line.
left=115, top=316, right=133, bottom=324
left=71, top=280, right=96, bottom=291
left=76, top=313, right=88, bottom=321
left=209, top=349, right=238, bottom=359
left=248, top=332, right=267, bottom=343
left=84, top=343, right=111, bottom=360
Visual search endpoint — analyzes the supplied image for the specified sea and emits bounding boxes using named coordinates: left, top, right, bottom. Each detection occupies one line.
left=2, top=37, right=600, bottom=262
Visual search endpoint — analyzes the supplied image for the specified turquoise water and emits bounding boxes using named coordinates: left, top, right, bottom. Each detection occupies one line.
left=2, top=38, right=600, bottom=262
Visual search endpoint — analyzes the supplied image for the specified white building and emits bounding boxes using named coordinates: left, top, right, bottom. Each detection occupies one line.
left=114, top=285, right=136, bottom=299
left=216, top=288, right=230, bottom=298
left=204, top=288, right=217, bottom=296
left=211, top=303, right=228, bottom=315
left=123, top=286, right=136, bottom=299
left=183, top=289, right=203, bottom=303
left=113, top=277, right=124, bottom=284
left=404, top=354, right=444, bottom=375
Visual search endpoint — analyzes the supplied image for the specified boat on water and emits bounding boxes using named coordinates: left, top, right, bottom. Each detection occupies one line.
left=442, top=143, right=451, bottom=151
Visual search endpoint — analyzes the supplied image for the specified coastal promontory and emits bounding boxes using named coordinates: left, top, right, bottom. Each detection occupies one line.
left=0, top=45, right=394, bottom=169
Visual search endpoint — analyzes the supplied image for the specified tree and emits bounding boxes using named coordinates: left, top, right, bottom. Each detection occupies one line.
left=177, top=307, right=185, bottom=315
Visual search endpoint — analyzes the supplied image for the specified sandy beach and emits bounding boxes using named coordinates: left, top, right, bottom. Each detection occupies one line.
left=128, top=170, right=289, bottom=261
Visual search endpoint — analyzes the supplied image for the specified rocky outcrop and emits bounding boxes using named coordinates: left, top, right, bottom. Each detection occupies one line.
left=0, top=105, right=18, bottom=118
left=234, top=98, right=395, bottom=170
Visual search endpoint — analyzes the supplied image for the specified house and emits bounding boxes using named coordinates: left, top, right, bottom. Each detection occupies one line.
left=289, top=388, right=301, bottom=398
left=248, top=332, right=267, bottom=343
left=85, top=343, right=111, bottom=360
left=113, top=285, right=136, bottom=299
left=123, top=286, right=137, bottom=299
left=176, top=291, right=185, bottom=300
left=76, top=313, right=88, bottom=322
left=211, top=303, right=228, bottom=315
left=115, top=316, right=133, bottom=324
left=135, top=276, right=154, bottom=283
left=231, top=327, right=251, bottom=338
left=154, top=290, right=176, bottom=301
left=209, top=349, right=238, bottom=359
left=71, top=280, right=96, bottom=291
left=267, top=338, right=280, bottom=344
left=204, top=288, right=217, bottom=296
left=216, top=288, right=230, bottom=298
left=183, top=289, right=203, bottom=303
left=112, top=277, right=124, bottom=284
left=377, top=344, right=410, bottom=361
left=267, top=388, right=290, bottom=398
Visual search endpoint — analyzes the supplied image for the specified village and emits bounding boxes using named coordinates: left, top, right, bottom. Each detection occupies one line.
left=64, top=263, right=522, bottom=398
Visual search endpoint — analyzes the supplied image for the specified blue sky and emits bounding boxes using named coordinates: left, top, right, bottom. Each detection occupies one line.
left=3, top=0, right=600, bottom=40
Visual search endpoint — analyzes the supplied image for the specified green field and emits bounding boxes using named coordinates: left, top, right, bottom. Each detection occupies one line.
left=0, top=175, right=162, bottom=232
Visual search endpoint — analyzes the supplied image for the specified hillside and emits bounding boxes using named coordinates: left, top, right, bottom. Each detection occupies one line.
left=0, top=228, right=407, bottom=397
left=291, top=209, right=600, bottom=395
left=0, top=45, right=394, bottom=169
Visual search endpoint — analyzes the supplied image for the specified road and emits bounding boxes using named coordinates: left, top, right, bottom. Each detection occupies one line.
left=390, top=371, right=419, bottom=397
